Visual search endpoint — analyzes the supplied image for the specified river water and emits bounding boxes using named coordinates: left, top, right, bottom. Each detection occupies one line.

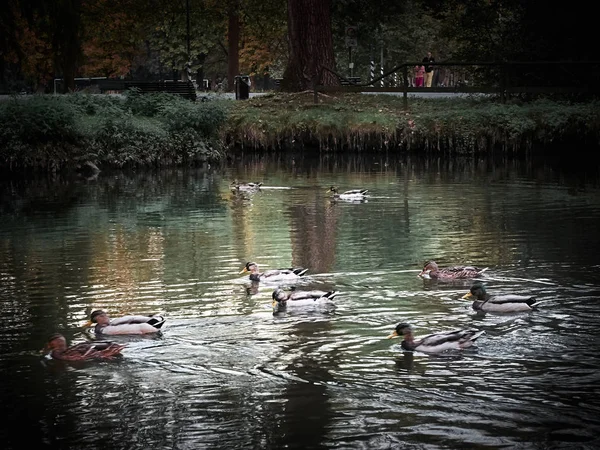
left=1, top=152, right=599, bottom=449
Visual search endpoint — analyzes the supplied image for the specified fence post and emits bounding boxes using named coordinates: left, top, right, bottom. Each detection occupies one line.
left=402, top=65, right=408, bottom=109
left=501, top=63, right=508, bottom=104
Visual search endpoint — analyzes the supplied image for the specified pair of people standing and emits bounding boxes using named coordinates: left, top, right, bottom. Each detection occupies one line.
left=414, top=52, right=435, bottom=88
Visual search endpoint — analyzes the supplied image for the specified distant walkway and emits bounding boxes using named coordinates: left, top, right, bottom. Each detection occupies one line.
left=1, top=91, right=476, bottom=102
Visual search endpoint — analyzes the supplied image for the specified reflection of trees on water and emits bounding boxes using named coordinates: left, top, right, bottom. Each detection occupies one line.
left=1, top=362, right=81, bottom=449
left=262, top=320, right=337, bottom=449
left=288, top=187, right=338, bottom=275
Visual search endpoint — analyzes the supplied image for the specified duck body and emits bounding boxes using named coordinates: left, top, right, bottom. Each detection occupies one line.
left=240, top=261, right=308, bottom=283
left=90, top=310, right=166, bottom=335
left=388, top=323, right=484, bottom=353
left=272, top=288, right=337, bottom=310
left=419, top=260, right=487, bottom=280
left=45, top=334, right=125, bottom=361
left=328, top=186, right=369, bottom=201
left=231, top=181, right=262, bottom=192
left=463, top=282, right=539, bottom=313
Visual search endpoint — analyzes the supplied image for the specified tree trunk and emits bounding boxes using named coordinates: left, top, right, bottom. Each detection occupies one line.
left=52, top=0, right=83, bottom=93
left=227, top=1, right=240, bottom=93
left=282, top=0, right=338, bottom=91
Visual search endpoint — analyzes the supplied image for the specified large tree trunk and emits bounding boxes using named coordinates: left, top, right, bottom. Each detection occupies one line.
left=282, top=0, right=338, bottom=91
left=52, top=0, right=83, bottom=93
left=227, top=1, right=240, bottom=93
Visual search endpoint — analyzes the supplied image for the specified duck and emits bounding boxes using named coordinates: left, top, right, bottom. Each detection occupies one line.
left=87, top=310, right=166, bottom=335
left=272, top=288, right=337, bottom=311
left=328, top=186, right=369, bottom=201
left=462, top=282, right=540, bottom=313
left=387, top=323, right=485, bottom=353
left=230, top=180, right=263, bottom=192
left=44, top=333, right=125, bottom=361
left=418, top=260, right=487, bottom=280
left=239, top=261, right=308, bottom=283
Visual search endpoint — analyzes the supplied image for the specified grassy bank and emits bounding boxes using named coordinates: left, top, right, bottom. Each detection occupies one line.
left=1, top=91, right=598, bottom=173
left=223, top=92, right=600, bottom=153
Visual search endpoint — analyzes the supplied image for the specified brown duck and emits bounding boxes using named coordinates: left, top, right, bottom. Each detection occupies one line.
left=418, top=260, right=487, bottom=280
left=44, top=333, right=125, bottom=361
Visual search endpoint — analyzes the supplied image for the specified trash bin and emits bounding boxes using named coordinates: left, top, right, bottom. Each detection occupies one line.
left=234, top=75, right=250, bottom=100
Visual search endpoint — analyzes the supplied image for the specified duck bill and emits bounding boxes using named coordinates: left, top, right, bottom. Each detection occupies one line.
left=387, top=331, right=399, bottom=339
left=239, top=268, right=249, bottom=274
left=462, top=292, right=474, bottom=299
left=83, top=320, right=93, bottom=328
left=272, top=301, right=278, bottom=308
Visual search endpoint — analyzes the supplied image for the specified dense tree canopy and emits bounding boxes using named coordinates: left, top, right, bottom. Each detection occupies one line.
left=0, top=0, right=593, bottom=93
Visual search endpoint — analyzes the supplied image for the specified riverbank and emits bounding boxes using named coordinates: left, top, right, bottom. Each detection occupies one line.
left=1, top=92, right=598, bottom=173
left=223, top=92, right=600, bottom=153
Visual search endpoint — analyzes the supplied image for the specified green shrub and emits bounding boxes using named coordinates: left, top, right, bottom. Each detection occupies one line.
left=60, top=92, right=125, bottom=116
left=0, top=96, right=81, bottom=146
left=159, top=100, right=229, bottom=138
left=124, top=90, right=187, bottom=117
left=90, top=117, right=220, bottom=167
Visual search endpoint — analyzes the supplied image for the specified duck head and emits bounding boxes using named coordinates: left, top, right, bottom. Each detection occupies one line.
left=388, top=322, right=413, bottom=339
left=418, top=261, right=439, bottom=278
left=272, top=288, right=288, bottom=307
left=89, top=309, right=110, bottom=327
left=44, top=333, right=67, bottom=353
left=240, top=262, right=258, bottom=274
left=462, top=282, right=487, bottom=300
left=328, top=186, right=339, bottom=194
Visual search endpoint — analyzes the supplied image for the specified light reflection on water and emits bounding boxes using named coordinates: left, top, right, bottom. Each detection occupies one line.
left=1, top=153, right=600, bottom=449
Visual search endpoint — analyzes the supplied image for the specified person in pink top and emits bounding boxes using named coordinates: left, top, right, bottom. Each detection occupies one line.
left=414, top=65, right=425, bottom=87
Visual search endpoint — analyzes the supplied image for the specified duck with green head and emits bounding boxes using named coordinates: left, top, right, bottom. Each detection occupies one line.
left=388, top=323, right=485, bottom=353
left=86, top=310, right=166, bottom=335
left=328, top=186, right=368, bottom=201
left=272, top=288, right=337, bottom=312
left=240, top=261, right=308, bottom=283
left=230, top=180, right=263, bottom=192
left=462, top=282, right=540, bottom=313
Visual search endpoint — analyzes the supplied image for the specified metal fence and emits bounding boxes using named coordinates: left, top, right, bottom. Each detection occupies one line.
left=315, top=61, right=600, bottom=106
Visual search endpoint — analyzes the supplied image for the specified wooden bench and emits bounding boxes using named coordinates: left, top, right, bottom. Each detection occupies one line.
left=98, top=80, right=197, bottom=101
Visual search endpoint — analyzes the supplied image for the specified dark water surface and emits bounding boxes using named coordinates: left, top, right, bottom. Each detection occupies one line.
left=1, top=153, right=599, bottom=449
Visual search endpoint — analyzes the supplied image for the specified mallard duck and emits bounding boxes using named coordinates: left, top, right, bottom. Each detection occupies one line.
left=328, top=186, right=369, bottom=201
left=240, top=261, right=308, bottom=283
left=44, top=333, right=125, bottom=361
left=462, top=282, right=540, bottom=313
left=387, top=323, right=485, bottom=353
left=418, top=260, right=487, bottom=280
left=87, top=310, right=166, bottom=335
left=272, top=288, right=337, bottom=311
left=230, top=180, right=263, bottom=192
